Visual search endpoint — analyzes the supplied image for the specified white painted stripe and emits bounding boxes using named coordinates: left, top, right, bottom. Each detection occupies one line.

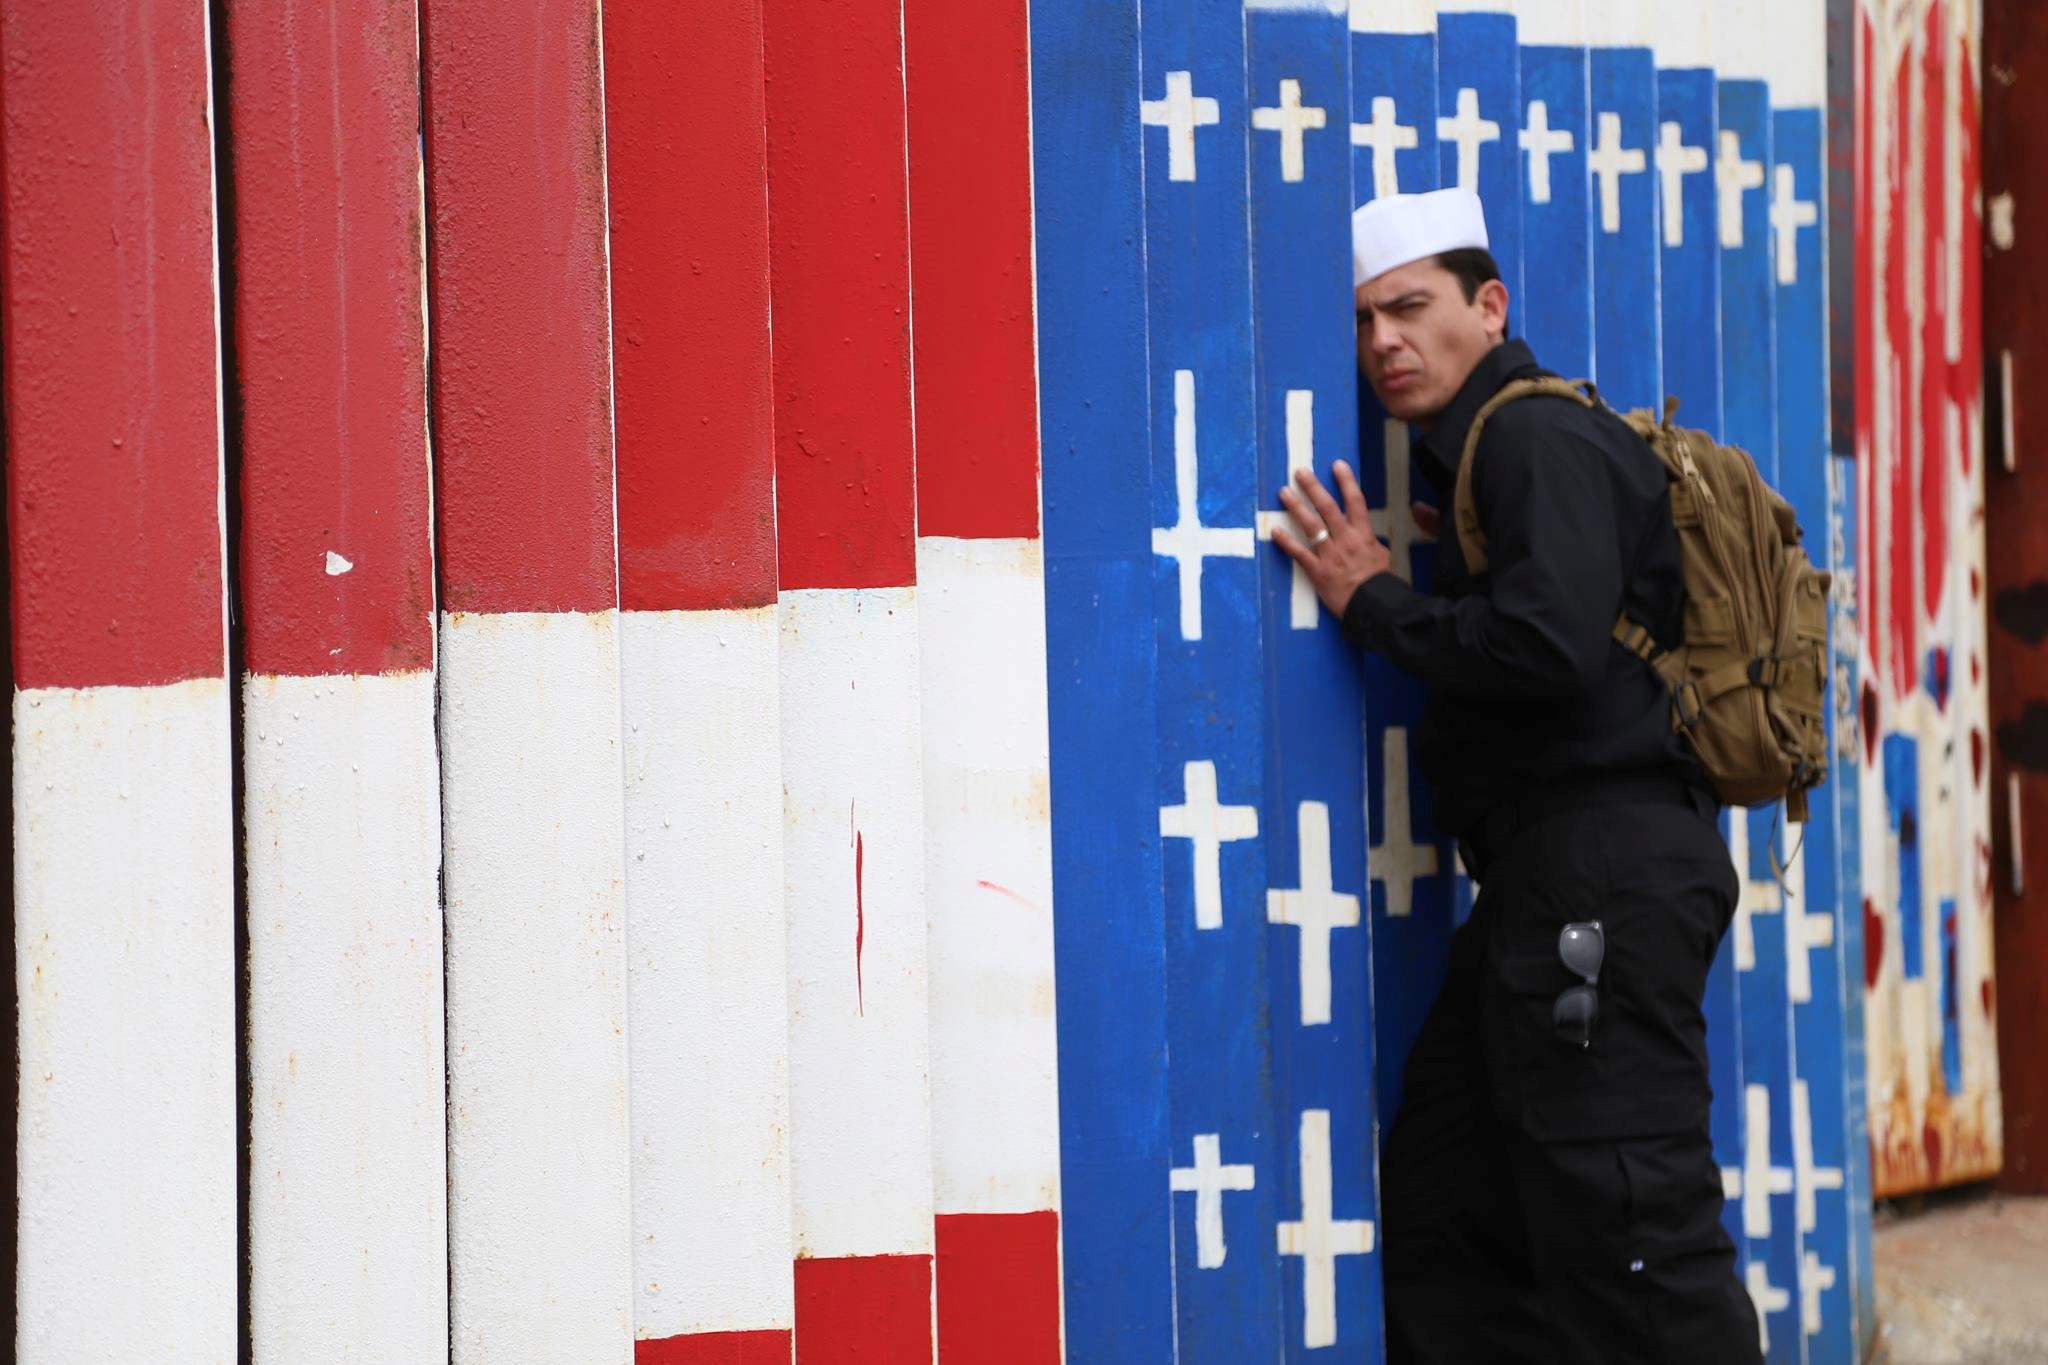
left=1650, top=0, right=1713, bottom=70
left=16, top=680, right=236, bottom=1358
left=1247, top=0, right=1345, bottom=13
left=919, top=538, right=1062, bottom=1217
left=780, top=586, right=936, bottom=1259
left=1713, top=0, right=1773, bottom=83
left=1348, top=0, right=1435, bottom=36
left=245, top=670, right=447, bottom=1361
left=1508, top=0, right=1583, bottom=49
left=441, top=610, right=633, bottom=1362
left=1579, top=0, right=1656, bottom=48
left=1762, top=0, right=1827, bottom=108
left=623, top=606, right=796, bottom=1337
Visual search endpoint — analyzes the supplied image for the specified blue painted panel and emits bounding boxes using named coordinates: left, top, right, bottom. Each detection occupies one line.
left=1350, top=13, right=1449, bottom=1135
left=1588, top=45, right=1661, bottom=411
left=1716, top=77, right=1803, bottom=1362
left=1884, top=734, right=1924, bottom=983
left=1436, top=12, right=1523, bottom=320
left=1645, top=52, right=1742, bottom=1287
left=1719, top=80, right=1776, bottom=466
left=1139, top=1, right=1282, bottom=1358
left=1518, top=41, right=1593, bottom=379
left=1349, top=22, right=1437, bottom=204
left=1826, top=440, right=1878, bottom=1356
left=1249, top=15, right=1385, bottom=1358
left=1655, top=66, right=1721, bottom=435
left=1773, top=99, right=1857, bottom=1365
left=1739, top=807, right=1804, bottom=1362
left=1028, top=0, right=1175, bottom=1353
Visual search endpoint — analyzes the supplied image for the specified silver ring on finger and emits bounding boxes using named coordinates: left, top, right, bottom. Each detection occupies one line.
left=1308, top=528, right=1332, bottom=550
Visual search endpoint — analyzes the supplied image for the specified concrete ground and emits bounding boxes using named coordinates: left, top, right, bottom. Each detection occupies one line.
left=1872, top=1191, right=2048, bottom=1364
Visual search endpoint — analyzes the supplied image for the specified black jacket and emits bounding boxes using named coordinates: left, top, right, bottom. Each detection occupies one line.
left=1341, top=339, right=1698, bottom=835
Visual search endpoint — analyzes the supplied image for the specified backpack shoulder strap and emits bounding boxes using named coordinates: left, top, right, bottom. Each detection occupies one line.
left=1451, top=376, right=1598, bottom=574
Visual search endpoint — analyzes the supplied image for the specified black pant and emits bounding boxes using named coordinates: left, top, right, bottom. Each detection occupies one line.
left=1381, top=777, right=1761, bottom=1365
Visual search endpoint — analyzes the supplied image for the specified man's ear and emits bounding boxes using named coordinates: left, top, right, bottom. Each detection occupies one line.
left=1478, top=278, right=1510, bottom=344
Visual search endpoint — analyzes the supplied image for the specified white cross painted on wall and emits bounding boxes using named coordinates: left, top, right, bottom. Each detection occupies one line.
left=1723, top=1083, right=1794, bottom=1240
left=1717, top=129, right=1767, bottom=249
left=1253, top=79, right=1326, bottom=184
left=1728, top=810, right=1782, bottom=972
left=1772, top=163, right=1819, bottom=285
left=1351, top=95, right=1418, bottom=201
left=1438, top=87, right=1500, bottom=192
left=1791, top=1079, right=1845, bottom=1235
left=1142, top=71, right=1221, bottom=183
left=1367, top=418, right=1431, bottom=579
left=1371, top=727, right=1437, bottom=921
left=1277, top=1108, right=1374, bottom=1350
left=1520, top=100, right=1574, bottom=205
left=1747, top=1260, right=1793, bottom=1356
left=1655, top=121, right=1709, bottom=248
left=1267, top=801, right=1361, bottom=1027
left=1800, top=1248, right=1838, bottom=1338
left=1255, top=390, right=1324, bottom=630
left=1169, top=1132, right=1257, bottom=1269
left=1779, top=816, right=1835, bottom=1005
left=1588, top=111, right=1647, bottom=235
left=1153, top=369, right=1254, bottom=641
left=1160, top=759, right=1260, bottom=931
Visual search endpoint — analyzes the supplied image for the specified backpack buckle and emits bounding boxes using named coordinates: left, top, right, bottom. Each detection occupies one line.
left=1673, top=679, right=1706, bottom=729
left=1747, top=655, right=1784, bottom=688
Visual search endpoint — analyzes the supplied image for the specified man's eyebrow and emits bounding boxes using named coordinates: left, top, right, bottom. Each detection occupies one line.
left=1357, top=290, right=1428, bottom=314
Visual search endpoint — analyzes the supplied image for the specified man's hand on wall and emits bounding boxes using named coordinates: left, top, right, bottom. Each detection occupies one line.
left=1271, top=462, right=1401, bottom=618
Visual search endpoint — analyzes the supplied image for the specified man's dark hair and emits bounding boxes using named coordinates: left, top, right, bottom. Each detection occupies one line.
left=1434, top=247, right=1502, bottom=303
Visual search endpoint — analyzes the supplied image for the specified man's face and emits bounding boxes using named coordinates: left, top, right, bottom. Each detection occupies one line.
left=1354, top=257, right=1510, bottom=424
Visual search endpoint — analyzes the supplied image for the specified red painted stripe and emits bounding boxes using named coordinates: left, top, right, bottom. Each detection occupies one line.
left=1916, top=7, right=1949, bottom=627
left=761, top=0, right=917, bottom=590
left=418, top=0, right=617, bottom=614
left=604, top=0, right=778, bottom=612
left=904, top=0, right=1041, bottom=540
left=1, top=0, right=225, bottom=690
left=935, top=1211, right=1062, bottom=1364
left=636, top=1329, right=793, bottom=1364
left=226, top=0, right=435, bottom=677
left=1879, top=15, right=1915, bottom=696
left=793, top=1253, right=933, bottom=1363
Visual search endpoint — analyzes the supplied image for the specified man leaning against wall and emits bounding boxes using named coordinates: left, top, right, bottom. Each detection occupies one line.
left=1271, top=187, right=1760, bottom=1365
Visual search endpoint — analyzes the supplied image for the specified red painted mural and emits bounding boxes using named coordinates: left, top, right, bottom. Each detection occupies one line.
left=1854, top=0, right=2000, bottom=1197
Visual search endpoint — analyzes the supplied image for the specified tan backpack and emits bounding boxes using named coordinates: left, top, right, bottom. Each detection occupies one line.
left=1450, top=377, right=1832, bottom=821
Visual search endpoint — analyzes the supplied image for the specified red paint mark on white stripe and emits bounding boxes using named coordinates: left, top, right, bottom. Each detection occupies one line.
left=854, top=807, right=868, bottom=1018
left=975, top=880, right=1044, bottom=914
left=918, top=540, right=1064, bottom=1354
left=778, top=591, right=933, bottom=1264
left=902, top=0, right=1061, bottom=1342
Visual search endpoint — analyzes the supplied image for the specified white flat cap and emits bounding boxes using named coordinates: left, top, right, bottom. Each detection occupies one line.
left=1352, top=188, right=1490, bottom=287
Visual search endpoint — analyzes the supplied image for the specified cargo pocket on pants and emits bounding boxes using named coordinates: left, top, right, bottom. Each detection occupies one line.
left=1486, top=952, right=1598, bottom=1139
left=1611, top=1134, right=1758, bottom=1364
